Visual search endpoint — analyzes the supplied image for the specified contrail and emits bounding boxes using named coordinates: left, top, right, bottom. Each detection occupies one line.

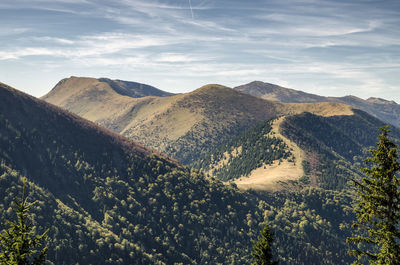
left=189, top=0, right=194, bottom=19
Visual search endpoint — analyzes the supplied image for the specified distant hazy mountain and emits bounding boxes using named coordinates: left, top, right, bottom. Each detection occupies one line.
left=235, top=81, right=400, bottom=128
left=43, top=77, right=353, bottom=165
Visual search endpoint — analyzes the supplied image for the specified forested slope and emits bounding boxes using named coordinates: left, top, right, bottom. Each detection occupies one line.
left=0, top=82, right=361, bottom=264
left=193, top=119, right=292, bottom=181
left=0, top=82, right=261, bottom=264
left=280, top=110, right=400, bottom=189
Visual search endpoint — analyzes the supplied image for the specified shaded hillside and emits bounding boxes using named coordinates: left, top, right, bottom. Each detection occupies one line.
left=43, top=79, right=354, bottom=165
left=235, top=81, right=400, bottom=128
left=335, top=95, right=400, bottom=128
left=258, top=188, right=355, bottom=265
left=0, top=82, right=263, bottom=264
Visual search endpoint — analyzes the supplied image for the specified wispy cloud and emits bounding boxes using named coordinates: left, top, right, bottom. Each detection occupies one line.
left=0, top=27, right=30, bottom=36
left=0, top=0, right=399, bottom=102
left=154, top=53, right=212, bottom=63
left=0, top=32, right=184, bottom=60
left=32, top=36, right=75, bottom=45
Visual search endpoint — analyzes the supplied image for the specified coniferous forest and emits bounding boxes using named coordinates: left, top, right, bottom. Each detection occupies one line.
left=193, top=119, right=292, bottom=181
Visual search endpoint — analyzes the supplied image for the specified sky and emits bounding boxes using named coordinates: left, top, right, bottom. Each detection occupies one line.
left=0, top=0, right=399, bottom=102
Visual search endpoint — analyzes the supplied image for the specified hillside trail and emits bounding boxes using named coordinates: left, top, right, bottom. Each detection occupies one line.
left=233, top=116, right=305, bottom=191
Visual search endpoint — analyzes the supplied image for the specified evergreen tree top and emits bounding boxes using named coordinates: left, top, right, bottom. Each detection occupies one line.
left=0, top=179, right=49, bottom=265
left=347, top=126, right=400, bottom=265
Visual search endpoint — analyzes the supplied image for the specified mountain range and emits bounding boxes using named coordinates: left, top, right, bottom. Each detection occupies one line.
left=41, top=76, right=400, bottom=192
left=0, top=81, right=362, bottom=264
left=42, top=77, right=355, bottom=167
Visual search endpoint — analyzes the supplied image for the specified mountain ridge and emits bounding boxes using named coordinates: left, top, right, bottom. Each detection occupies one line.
left=42, top=77, right=355, bottom=165
left=235, top=81, right=400, bottom=128
left=42, top=76, right=174, bottom=109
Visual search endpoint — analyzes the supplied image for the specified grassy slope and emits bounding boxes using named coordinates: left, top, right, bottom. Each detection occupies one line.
left=43, top=78, right=354, bottom=165
left=193, top=118, right=293, bottom=182
left=233, top=117, right=305, bottom=191
left=1, top=81, right=363, bottom=264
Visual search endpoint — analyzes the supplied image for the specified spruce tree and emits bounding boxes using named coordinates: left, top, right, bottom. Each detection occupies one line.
left=252, top=223, right=278, bottom=265
left=0, top=179, right=49, bottom=264
left=347, top=126, right=400, bottom=265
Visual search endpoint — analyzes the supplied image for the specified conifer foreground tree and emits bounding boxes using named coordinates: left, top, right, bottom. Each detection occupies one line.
left=347, top=126, right=400, bottom=265
left=0, top=180, right=49, bottom=264
left=252, top=223, right=278, bottom=265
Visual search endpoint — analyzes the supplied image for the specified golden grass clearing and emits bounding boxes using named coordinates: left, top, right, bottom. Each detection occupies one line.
left=279, top=102, right=354, bottom=117
left=233, top=116, right=305, bottom=191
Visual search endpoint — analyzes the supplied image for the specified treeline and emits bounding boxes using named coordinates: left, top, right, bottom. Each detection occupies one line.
left=193, top=119, right=292, bottom=181
left=0, top=116, right=260, bottom=264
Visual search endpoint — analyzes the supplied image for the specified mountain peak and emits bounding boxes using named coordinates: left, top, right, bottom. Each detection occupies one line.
left=235, top=81, right=285, bottom=93
left=247, top=80, right=269, bottom=86
left=367, top=97, right=397, bottom=105
left=195, top=84, right=230, bottom=91
left=234, top=81, right=324, bottom=103
left=43, top=76, right=174, bottom=103
left=189, top=84, right=237, bottom=97
left=247, top=80, right=283, bottom=87
left=1, top=81, right=268, bottom=265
